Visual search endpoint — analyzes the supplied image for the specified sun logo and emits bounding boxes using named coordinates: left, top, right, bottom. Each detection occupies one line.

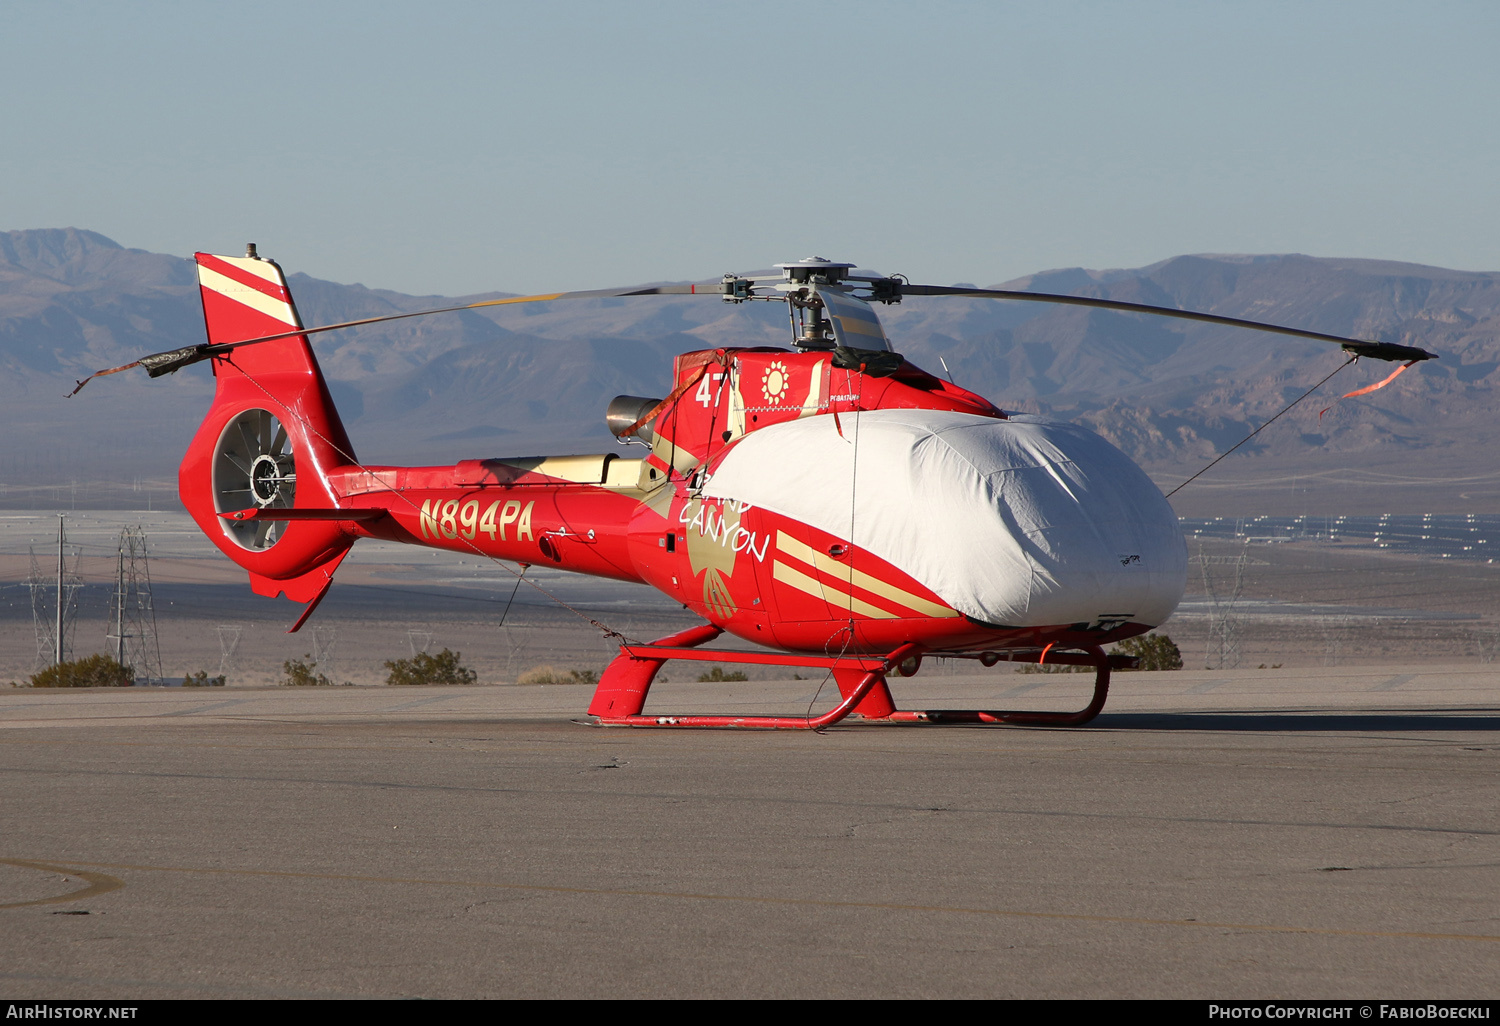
left=761, top=361, right=790, bottom=404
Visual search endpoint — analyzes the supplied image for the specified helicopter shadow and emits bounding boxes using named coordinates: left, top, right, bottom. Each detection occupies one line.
left=1088, top=708, right=1500, bottom=732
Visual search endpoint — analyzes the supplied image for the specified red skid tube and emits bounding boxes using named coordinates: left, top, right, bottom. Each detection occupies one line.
left=593, top=643, right=920, bottom=730
left=588, top=630, right=1121, bottom=730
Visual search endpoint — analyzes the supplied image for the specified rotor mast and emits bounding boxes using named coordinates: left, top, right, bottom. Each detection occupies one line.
left=775, top=258, right=856, bottom=351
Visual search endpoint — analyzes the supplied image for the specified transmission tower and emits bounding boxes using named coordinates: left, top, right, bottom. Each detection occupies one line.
left=499, top=623, right=527, bottom=681
left=1199, top=539, right=1247, bottom=670
left=216, top=625, right=243, bottom=680
left=312, top=626, right=337, bottom=676
left=105, top=525, right=162, bottom=682
left=28, top=516, right=81, bottom=669
left=1476, top=627, right=1500, bottom=665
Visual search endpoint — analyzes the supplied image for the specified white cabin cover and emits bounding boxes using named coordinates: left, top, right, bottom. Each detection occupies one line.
left=701, top=410, right=1187, bottom=627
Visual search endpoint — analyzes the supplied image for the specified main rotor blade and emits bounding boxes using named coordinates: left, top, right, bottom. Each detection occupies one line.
left=208, top=280, right=733, bottom=352
left=899, top=284, right=1437, bottom=363
left=67, top=280, right=734, bottom=394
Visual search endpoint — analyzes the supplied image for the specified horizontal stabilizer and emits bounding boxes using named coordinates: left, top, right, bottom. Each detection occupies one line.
left=220, top=507, right=387, bottom=522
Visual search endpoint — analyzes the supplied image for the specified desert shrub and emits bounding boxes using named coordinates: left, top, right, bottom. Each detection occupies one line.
left=517, top=666, right=598, bottom=686
left=1014, top=633, right=1184, bottom=673
left=1111, top=633, right=1183, bottom=671
left=696, top=666, right=748, bottom=682
left=1016, top=660, right=1090, bottom=674
left=384, top=648, right=477, bottom=686
left=282, top=655, right=333, bottom=687
left=182, top=671, right=226, bottom=687
left=30, top=654, right=134, bottom=688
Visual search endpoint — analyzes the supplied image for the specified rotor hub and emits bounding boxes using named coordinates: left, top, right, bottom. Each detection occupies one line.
left=775, top=258, right=856, bottom=286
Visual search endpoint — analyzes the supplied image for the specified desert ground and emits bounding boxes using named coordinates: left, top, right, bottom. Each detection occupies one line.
left=3, top=512, right=1497, bottom=999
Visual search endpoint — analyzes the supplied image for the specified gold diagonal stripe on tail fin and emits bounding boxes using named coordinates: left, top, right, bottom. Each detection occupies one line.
left=198, top=265, right=298, bottom=326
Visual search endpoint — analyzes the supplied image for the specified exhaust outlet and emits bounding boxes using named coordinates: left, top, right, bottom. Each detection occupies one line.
left=606, top=395, right=661, bottom=443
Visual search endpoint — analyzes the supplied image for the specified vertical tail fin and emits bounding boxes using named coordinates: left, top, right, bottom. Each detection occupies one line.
left=179, top=248, right=358, bottom=601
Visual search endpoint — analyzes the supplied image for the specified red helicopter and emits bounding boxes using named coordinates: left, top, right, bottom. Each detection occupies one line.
left=76, top=249, right=1435, bottom=729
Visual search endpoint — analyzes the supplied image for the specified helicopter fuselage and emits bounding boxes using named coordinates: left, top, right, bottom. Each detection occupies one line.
left=313, top=346, right=1188, bottom=657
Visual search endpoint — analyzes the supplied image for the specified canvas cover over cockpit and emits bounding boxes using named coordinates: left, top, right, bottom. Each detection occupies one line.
left=701, top=409, right=1188, bottom=628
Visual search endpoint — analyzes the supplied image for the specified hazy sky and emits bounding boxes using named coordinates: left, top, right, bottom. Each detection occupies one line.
left=5, top=1, right=1497, bottom=295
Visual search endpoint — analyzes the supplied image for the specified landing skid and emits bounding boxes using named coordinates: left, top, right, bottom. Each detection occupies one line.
left=586, top=627, right=1133, bottom=729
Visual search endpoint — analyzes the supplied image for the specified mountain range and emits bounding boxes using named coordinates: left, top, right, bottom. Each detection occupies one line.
left=3, top=227, right=1498, bottom=515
